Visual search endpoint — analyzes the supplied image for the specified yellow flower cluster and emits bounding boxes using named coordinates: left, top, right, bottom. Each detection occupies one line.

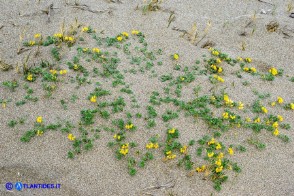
left=63, top=36, right=74, bottom=42
left=113, top=134, right=122, bottom=141
left=290, top=103, right=294, bottom=110
left=277, top=96, right=283, bottom=104
left=132, top=30, right=140, bottom=35
left=27, top=74, right=33, bottom=81
left=59, top=70, right=67, bottom=75
left=254, top=117, right=261, bottom=123
left=36, top=116, right=42, bottom=123
left=146, top=142, right=159, bottom=149
left=273, top=129, right=279, bottom=136
left=34, top=33, right=41, bottom=38
left=213, top=75, right=224, bottom=82
left=73, top=64, right=79, bottom=70
left=37, top=130, right=43, bottom=136
left=119, top=143, right=129, bottom=155
left=125, top=124, right=134, bottom=130
left=195, top=165, right=206, bottom=172
left=223, top=94, right=234, bottom=106
left=228, top=147, right=234, bottom=155
left=28, top=40, right=35, bottom=46
left=243, top=67, right=256, bottom=73
left=238, top=102, right=244, bottom=110
left=269, top=67, right=278, bottom=76
left=261, top=106, right=268, bottom=113
left=180, top=145, right=188, bottom=154
left=215, top=166, right=223, bottom=173
left=122, top=32, right=129, bottom=37
left=117, top=36, right=123, bottom=41
left=90, top=95, right=97, bottom=103
left=92, top=48, right=100, bottom=53
left=82, top=27, right=89, bottom=32
left=211, top=49, right=219, bottom=56
left=207, top=152, right=214, bottom=158
left=173, top=53, right=179, bottom=60
left=166, top=151, right=176, bottom=159
left=245, top=58, right=252, bottom=63
left=211, top=64, right=223, bottom=73
left=168, top=128, right=176, bottom=134
left=53, top=33, right=63, bottom=38
left=68, top=133, right=76, bottom=141
left=208, top=138, right=222, bottom=150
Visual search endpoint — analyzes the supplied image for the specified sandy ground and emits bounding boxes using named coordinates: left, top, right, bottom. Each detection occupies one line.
left=1, top=0, right=294, bottom=195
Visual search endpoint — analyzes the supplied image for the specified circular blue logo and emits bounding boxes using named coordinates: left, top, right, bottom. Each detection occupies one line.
left=5, top=182, right=13, bottom=190
left=15, top=182, right=23, bottom=191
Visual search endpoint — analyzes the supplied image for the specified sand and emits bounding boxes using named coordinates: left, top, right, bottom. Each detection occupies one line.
left=1, top=0, right=294, bottom=195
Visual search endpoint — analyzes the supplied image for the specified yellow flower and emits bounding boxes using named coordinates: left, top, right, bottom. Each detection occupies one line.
left=216, top=58, right=222, bottom=64
left=254, top=117, right=260, bottom=123
left=216, top=143, right=222, bottom=150
left=215, top=166, right=223, bottom=173
left=27, top=74, right=33, bottom=81
left=122, top=32, right=129, bottom=37
left=119, top=148, right=128, bottom=155
left=277, top=97, right=283, bottom=104
left=212, top=50, right=219, bottom=56
left=180, top=77, right=185, bottom=81
left=59, top=70, right=67, bottom=75
left=215, top=159, right=222, bottom=166
left=131, top=30, right=140, bottom=35
left=211, top=65, right=217, bottom=71
left=245, top=58, right=252, bottom=63
left=217, top=152, right=224, bottom=159
left=90, top=95, right=97, bottom=103
left=217, top=67, right=223, bottom=73
left=37, top=130, right=43, bottom=136
left=125, top=124, right=134, bottom=130
left=228, top=147, right=234, bottom=155
left=167, top=154, right=176, bottom=159
left=230, top=115, right=236, bottom=120
left=238, top=102, right=244, bottom=110
left=73, top=64, right=79, bottom=70
left=261, top=106, right=268, bottom=114
left=34, top=33, right=41, bottom=38
left=117, top=36, right=123, bottom=41
left=272, top=121, right=279, bottom=128
left=83, top=48, right=89, bottom=52
left=273, top=129, right=279, bottom=136
left=168, top=128, right=176, bottom=134
left=166, top=151, right=172, bottom=155
left=180, top=145, right=188, bottom=154
left=207, top=152, right=214, bottom=158
left=29, top=40, right=35, bottom=46
left=271, top=102, right=276, bottom=106
left=82, top=27, right=89, bottom=32
left=277, top=115, right=283, bottom=122
left=173, top=53, right=179, bottom=60
left=36, top=116, right=42, bottom=123
left=68, top=37, right=74, bottom=42
left=243, top=67, right=249, bottom=72
left=68, top=133, right=76, bottom=141
left=216, top=76, right=224, bottom=82
left=269, top=67, right=278, bottom=76
left=153, top=143, right=159, bottom=149
left=208, top=138, right=215, bottom=145
left=146, top=143, right=154, bottom=149
left=245, top=117, right=251, bottom=122
left=92, top=48, right=100, bottom=53
left=113, top=134, right=117, bottom=139
left=237, top=57, right=243, bottom=61
left=290, top=103, right=294, bottom=110
left=50, top=69, right=57, bottom=75
left=250, top=67, right=256, bottom=73
left=53, top=33, right=63, bottom=38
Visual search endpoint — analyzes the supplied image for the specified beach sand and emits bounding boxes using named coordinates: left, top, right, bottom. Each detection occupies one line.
left=1, top=0, right=294, bottom=195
